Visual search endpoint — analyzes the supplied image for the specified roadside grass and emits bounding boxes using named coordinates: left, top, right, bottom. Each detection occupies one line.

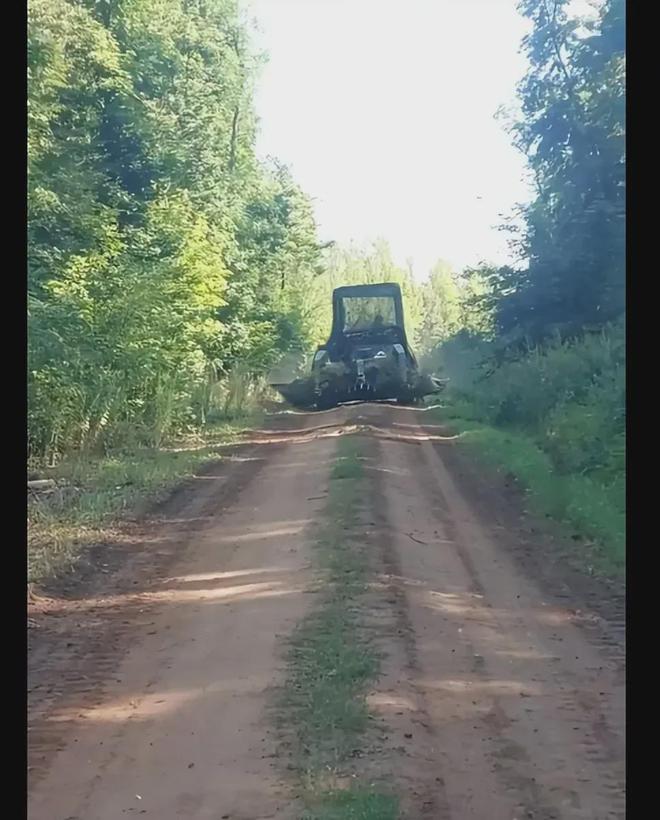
left=278, top=435, right=399, bottom=819
left=301, top=788, right=399, bottom=820
left=431, top=402, right=625, bottom=576
left=28, top=416, right=260, bottom=585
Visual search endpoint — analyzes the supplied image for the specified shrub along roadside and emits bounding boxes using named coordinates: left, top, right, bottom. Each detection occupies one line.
left=432, top=324, right=625, bottom=576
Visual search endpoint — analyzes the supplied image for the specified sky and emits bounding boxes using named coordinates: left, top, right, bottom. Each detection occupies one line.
left=244, top=0, right=536, bottom=278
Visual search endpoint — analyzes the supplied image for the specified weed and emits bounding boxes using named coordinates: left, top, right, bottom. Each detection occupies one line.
left=435, top=416, right=625, bottom=575
left=277, top=435, right=399, bottom=816
left=28, top=416, right=259, bottom=583
left=430, top=322, right=625, bottom=576
left=301, top=788, right=399, bottom=820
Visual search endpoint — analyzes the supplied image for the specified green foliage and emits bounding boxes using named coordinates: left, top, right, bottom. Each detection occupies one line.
left=418, top=264, right=495, bottom=365
left=28, top=0, right=324, bottom=460
left=219, top=162, right=325, bottom=372
left=279, top=436, right=396, bottom=811
left=426, top=4, right=626, bottom=567
left=488, top=0, right=625, bottom=342
left=28, top=415, right=255, bottom=582
left=543, top=367, right=625, bottom=477
left=460, top=324, right=623, bottom=434
left=417, top=261, right=462, bottom=352
left=302, top=789, right=399, bottom=820
left=435, top=415, right=625, bottom=572
left=441, top=322, right=624, bottom=447
left=435, top=323, right=625, bottom=571
left=428, top=0, right=626, bottom=558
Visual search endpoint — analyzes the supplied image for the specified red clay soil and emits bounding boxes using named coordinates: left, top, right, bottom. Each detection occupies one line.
left=27, top=403, right=625, bottom=820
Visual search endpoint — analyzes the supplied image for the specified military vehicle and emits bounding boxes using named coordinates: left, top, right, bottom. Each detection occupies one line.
left=274, top=282, right=443, bottom=410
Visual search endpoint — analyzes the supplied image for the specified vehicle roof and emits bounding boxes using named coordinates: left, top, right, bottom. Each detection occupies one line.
left=332, top=282, right=402, bottom=299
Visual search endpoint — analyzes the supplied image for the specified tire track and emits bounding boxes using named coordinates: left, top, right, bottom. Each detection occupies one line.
left=28, top=402, right=625, bottom=818
left=351, top=402, right=625, bottom=819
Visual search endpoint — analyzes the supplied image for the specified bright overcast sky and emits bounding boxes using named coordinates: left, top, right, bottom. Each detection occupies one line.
left=244, top=0, right=535, bottom=277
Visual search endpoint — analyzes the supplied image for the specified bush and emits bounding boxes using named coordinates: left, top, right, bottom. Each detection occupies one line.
left=440, top=323, right=624, bottom=447
left=435, top=321, right=625, bottom=569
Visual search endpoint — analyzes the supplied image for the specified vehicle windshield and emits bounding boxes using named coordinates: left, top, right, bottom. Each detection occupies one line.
left=341, top=296, right=397, bottom=332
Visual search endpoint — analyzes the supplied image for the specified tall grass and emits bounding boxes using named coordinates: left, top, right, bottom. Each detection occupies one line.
left=209, top=367, right=273, bottom=421
left=28, top=364, right=274, bottom=467
left=27, top=363, right=272, bottom=584
left=27, top=415, right=257, bottom=584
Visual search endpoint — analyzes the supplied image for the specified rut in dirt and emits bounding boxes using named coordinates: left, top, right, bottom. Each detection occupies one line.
left=27, top=402, right=624, bottom=820
left=357, top=403, right=624, bottom=820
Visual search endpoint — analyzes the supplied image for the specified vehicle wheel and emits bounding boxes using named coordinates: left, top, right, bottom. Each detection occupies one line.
left=395, top=391, right=411, bottom=404
left=316, top=393, right=336, bottom=411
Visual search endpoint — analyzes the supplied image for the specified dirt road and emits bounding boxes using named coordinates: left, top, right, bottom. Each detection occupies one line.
left=28, top=403, right=625, bottom=820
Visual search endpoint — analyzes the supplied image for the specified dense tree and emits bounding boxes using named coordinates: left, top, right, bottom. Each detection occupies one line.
left=28, top=0, right=324, bottom=457
left=218, top=161, right=326, bottom=368
left=487, top=0, right=625, bottom=342
left=27, top=0, right=625, bottom=461
left=416, top=261, right=462, bottom=355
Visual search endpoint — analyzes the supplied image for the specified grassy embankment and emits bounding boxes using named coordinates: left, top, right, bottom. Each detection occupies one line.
left=429, top=325, right=625, bottom=576
left=28, top=377, right=268, bottom=584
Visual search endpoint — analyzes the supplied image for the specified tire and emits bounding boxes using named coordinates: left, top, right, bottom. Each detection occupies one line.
left=396, top=392, right=418, bottom=407
left=316, top=392, right=337, bottom=411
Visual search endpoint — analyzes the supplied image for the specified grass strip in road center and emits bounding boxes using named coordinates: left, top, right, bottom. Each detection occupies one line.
left=276, top=435, right=399, bottom=820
